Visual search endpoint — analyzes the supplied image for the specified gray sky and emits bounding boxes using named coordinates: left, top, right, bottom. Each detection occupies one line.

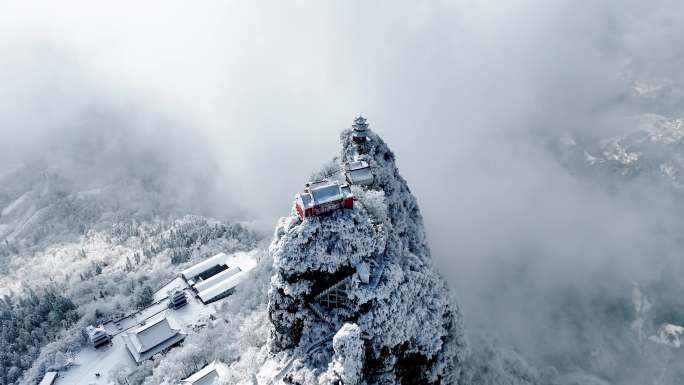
left=2, top=0, right=684, bottom=377
left=2, top=0, right=678, bottom=213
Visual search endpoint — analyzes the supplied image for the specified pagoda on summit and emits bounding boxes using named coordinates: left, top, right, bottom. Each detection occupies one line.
left=351, top=115, right=370, bottom=144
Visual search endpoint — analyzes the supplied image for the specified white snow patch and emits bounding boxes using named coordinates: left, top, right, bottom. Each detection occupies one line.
left=650, top=323, right=684, bottom=348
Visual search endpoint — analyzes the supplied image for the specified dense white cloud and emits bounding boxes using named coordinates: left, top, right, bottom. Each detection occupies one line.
left=2, top=1, right=684, bottom=381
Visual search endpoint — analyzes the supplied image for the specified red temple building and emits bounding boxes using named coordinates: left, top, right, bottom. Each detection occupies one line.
left=294, top=180, right=354, bottom=220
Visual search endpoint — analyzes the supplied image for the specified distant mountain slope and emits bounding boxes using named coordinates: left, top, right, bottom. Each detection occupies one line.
left=0, top=165, right=119, bottom=249
left=0, top=120, right=237, bottom=265
left=558, top=114, right=684, bottom=188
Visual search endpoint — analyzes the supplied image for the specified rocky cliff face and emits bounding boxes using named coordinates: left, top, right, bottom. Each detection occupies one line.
left=267, top=117, right=467, bottom=385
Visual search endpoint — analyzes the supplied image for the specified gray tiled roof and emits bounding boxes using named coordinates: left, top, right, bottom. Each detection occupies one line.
left=122, top=313, right=186, bottom=363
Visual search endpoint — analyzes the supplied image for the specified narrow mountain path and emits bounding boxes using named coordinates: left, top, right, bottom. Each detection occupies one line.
left=265, top=334, right=335, bottom=385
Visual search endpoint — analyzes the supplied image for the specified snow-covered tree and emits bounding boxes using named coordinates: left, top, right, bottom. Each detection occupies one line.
left=323, top=323, right=364, bottom=385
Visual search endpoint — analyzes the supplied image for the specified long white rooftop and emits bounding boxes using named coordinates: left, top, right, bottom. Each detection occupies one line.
left=180, top=361, right=229, bottom=385
left=38, top=372, right=58, bottom=385
left=182, top=251, right=258, bottom=304
left=181, top=252, right=232, bottom=281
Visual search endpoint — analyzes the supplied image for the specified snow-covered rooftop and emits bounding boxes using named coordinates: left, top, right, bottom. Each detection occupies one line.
left=180, top=361, right=229, bottom=385
left=192, top=252, right=258, bottom=304
left=312, top=184, right=343, bottom=204
left=180, top=252, right=232, bottom=282
left=122, top=312, right=187, bottom=363
left=299, top=180, right=353, bottom=209
left=102, top=292, right=187, bottom=336
left=86, top=325, right=108, bottom=340
left=38, top=372, right=58, bottom=385
left=193, top=266, right=242, bottom=293
left=352, top=115, right=369, bottom=131
left=345, top=161, right=373, bottom=186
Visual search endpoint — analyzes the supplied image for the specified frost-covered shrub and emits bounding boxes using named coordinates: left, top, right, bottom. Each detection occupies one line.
left=271, top=208, right=380, bottom=277
left=310, top=158, right=342, bottom=182
left=133, top=284, right=154, bottom=309
left=352, top=186, right=387, bottom=224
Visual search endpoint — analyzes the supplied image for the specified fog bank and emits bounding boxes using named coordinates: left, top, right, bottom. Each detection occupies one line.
left=2, top=0, right=684, bottom=380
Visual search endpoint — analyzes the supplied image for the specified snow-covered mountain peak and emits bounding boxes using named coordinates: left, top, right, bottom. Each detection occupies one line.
left=267, top=117, right=467, bottom=385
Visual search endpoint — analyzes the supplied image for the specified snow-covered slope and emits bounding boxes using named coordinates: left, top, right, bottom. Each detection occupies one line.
left=9, top=214, right=261, bottom=385
left=0, top=165, right=155, bottom=253
left=267, top=118, right=468, bottom=385
left=0, top=152, right=261, bottom=385
left=559, top=114, right=684, bottom=188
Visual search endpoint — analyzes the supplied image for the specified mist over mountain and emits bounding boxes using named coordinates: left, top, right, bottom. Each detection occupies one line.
left=3, top=1, right=684, bottom=385
left=0, top=50, right=246, bottom=254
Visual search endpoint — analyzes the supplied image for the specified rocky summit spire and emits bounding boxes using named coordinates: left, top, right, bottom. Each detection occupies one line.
left=267, top=116, right=467, bottom=385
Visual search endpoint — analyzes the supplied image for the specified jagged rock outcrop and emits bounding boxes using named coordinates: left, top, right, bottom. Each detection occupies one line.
left=322, top=323, right=365, bottom=385
left=267, top=117, right=468, bottom=385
